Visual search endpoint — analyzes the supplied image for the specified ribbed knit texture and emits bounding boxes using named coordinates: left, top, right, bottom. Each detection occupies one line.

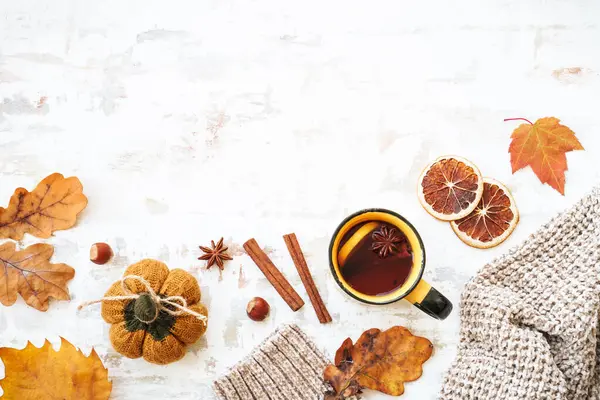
left=101, top=259, right=208, bottom=365
left=441, top=186, right=600, bottom=399
left=213, top=324, right=330, bottom=400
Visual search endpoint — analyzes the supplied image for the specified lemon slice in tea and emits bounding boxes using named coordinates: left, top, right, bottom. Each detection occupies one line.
left=338, top=221, right=379, bottom=267
left=450, top=177, right=519, bottom=249
left=417, top=155, right=484, bottom=221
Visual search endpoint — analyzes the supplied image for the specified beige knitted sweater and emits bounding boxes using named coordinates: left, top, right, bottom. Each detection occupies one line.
left=441, top=186, right=600, bottom=399
left=213, top=324, right=330, bottom=400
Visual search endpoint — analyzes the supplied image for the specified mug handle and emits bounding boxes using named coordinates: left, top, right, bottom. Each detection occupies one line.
left=404, top=280, right=453, bottom=320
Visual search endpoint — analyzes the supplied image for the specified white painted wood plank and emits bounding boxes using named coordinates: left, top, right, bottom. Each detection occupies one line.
left=1, top=1, right=599, bottom=398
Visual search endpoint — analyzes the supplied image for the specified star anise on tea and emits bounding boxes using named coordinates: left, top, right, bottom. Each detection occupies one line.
left=199, top=237, right=233, bottom=270
left=371, top=225, right=407, bottom=258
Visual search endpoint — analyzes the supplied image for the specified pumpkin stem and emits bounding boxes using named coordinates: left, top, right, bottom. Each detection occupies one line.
left=134, top=293, right=159, bottom=323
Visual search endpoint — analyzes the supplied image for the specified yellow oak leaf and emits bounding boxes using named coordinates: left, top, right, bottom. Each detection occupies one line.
left=0, top=242, right=74, bottom=311
left=0, top=173, right=88, bottom=240
left=507, top=117, right=584, bottom=195
left=323, top=326, right=433, bottom=399
left=0, top=337, right=112, bottom=400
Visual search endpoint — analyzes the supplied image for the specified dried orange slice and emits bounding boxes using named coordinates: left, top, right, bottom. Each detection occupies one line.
left=450, top=178, right=519, bottom=249
left=417, top=156, right=484, bottom=221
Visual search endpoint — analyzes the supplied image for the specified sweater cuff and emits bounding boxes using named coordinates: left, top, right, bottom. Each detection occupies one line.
left=213, top=324, right=331, bottom=400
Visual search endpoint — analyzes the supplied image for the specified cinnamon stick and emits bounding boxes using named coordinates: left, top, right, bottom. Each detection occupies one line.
left=243, top=238, right=304, bottom=311
left=283, top=233, right=332, bottom=324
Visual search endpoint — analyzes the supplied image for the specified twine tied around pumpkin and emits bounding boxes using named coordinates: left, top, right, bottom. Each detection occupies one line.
left=78, top=275, right=207, bottom=325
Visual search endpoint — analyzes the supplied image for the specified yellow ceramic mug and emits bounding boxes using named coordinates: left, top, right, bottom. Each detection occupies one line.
left=329, top=208, right=452, bottom=320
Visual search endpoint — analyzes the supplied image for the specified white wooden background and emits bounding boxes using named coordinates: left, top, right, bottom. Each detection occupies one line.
left=1, top=1, right=600, bottom=398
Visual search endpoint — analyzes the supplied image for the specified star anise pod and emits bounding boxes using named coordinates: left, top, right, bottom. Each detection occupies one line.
left=370, top=225, right=406, bottom=258
left=199, top=237, right=233, bottom=270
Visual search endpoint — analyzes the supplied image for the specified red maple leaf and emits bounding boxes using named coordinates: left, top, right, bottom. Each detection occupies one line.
left=506, top=117, right=584, bottom=195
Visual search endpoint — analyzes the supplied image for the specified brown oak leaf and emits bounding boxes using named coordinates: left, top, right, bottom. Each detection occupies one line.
left=0, top=173, right=88, bottom=240
left=323, top=326, right=433, bottom=399
left=0, top=337, right=112, bottom=400
left=0, top=242, right=75, bottom=311
left=507, top=117, right=584, bottom=195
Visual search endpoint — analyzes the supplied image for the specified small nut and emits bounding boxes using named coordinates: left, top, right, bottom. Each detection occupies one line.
left=90, top=243, right=113, bottom=265
left=246, top=297, right=270, bottom=321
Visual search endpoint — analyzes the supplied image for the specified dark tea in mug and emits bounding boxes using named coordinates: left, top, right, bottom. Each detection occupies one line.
left=330, top=208, right=453, bottom=320
left=337, top=221, right=413, bottom=296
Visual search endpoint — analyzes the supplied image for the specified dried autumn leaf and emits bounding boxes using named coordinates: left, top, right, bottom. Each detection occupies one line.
left=0, top=337, right=112, bottom=400
left=0, top=242, right=75, bottom=311
left=507, top=117, right=584, bottom=195
left=0, top=173, right=88, bottom=240
left=324, top=326, right=433, bottom=399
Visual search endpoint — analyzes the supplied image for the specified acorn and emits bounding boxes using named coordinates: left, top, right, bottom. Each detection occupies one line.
left=90, top=243, right=113, bottom=265
left=246, top=297, right=270, bottom=321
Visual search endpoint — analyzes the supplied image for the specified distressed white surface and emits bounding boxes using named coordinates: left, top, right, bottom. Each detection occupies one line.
left=1, top=1, right=600, bottom=399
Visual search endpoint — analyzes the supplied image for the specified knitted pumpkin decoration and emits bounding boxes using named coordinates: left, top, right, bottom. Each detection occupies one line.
left=100, top=259, right=208, bottom=365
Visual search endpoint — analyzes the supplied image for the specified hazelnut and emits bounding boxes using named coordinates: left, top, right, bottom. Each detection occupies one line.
left=246, top=297, right=270, bottom=321
left=90, top=243, right=113, bottom=265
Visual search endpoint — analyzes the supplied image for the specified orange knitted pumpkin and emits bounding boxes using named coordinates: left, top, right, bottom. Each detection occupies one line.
left=101, top=259, right=208, bottom=365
